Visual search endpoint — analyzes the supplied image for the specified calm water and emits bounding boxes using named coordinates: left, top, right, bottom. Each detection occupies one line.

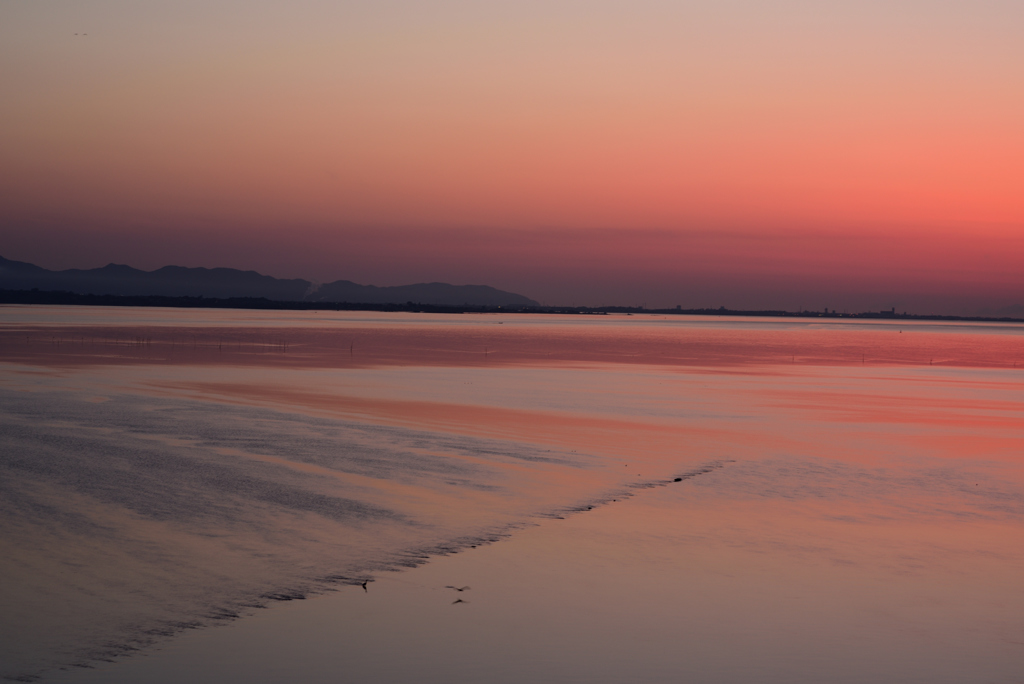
left=2, top=306, right=1024, bottom=682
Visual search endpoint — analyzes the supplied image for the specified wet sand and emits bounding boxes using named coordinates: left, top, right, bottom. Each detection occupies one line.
left=3, top=307, right=1024, bottom=682
left=51, top=451, right=1024, bottom=684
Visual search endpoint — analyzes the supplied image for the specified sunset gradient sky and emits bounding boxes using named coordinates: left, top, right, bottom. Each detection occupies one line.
left=2, top=1, right=1023, bottom=313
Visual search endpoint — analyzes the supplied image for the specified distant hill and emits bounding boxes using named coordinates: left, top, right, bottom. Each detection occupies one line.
left=0, top=256, right=539, bottom=307
left=310, top=280, right=535, bottom=307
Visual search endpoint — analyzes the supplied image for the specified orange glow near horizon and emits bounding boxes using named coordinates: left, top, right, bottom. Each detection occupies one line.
left=2, top=1, right=1024, bottom=312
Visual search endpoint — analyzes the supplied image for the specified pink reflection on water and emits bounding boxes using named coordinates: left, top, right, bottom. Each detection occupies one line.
left=5, top=307, right=1024, bottom=682
left=2, top=310, right=1024, bottom=371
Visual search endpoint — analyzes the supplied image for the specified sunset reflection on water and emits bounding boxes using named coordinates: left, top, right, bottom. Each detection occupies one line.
left=3, top=307, right=1024, bottom=682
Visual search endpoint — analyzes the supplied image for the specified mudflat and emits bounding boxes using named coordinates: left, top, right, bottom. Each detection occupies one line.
left=4, top=306, right=1024, bottom=683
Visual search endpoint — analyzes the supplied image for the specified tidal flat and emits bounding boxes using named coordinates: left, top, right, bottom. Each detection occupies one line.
left=3, top=307, right=1024, bottom=683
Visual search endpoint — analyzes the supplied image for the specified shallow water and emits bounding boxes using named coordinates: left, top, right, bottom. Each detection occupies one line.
left=2, top=306, right=1024, bottom=682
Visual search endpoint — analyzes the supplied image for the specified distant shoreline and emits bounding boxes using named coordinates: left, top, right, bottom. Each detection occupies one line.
left=1, top=288, right=1022, bottom=325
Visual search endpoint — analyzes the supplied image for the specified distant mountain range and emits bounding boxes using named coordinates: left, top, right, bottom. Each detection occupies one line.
left=0, top=256, right=539, bottom=307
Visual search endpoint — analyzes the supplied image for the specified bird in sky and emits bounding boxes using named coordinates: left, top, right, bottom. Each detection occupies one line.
left=360, top=580, right=368, bottom=592
left=445, top=585, right=470, bottom=592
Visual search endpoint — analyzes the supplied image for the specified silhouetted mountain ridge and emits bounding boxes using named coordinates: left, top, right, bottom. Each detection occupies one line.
left=0, top=257, right=538, bottom=307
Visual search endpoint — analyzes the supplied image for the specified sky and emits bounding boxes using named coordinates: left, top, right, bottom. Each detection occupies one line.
left=2, top=0, right=1023, bottom=314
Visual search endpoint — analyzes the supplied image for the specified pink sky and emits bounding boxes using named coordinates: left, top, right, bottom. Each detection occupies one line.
left=2, top=1, right=1023, bottom=314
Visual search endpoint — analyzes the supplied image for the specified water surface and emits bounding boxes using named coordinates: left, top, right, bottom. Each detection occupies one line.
left=2, top=306, right=1024, bottom=682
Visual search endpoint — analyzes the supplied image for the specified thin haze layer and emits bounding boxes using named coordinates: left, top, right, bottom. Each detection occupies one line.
left=2, top=2, right=1023, bottom=312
